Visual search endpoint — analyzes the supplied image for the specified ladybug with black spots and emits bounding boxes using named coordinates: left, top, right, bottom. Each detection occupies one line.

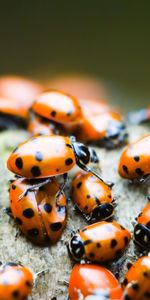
left=9, top=177, right=67, bottom=245
left=68, top=264, right=123, bottom=300
left=127, top=107, right=150, bottom=124
left=7, top=135, right=104, bottom=195
left=32, top=89, right=82, bottom=125
left=134, top=202, right=150, bottom=249
left=118, top=135, right=150, bottom=182
left=0, top=262, right=33, bottom=300
left=71, top=171, right=115, bottom=222
left=68, top=221, right=131, bottom=262
left=122, top=255, right=150, bottom=300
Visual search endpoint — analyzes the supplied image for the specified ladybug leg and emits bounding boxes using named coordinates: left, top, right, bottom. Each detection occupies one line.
left=18, top=178, right=52, bottom=200
left=56, top=173, right=68, bottom=199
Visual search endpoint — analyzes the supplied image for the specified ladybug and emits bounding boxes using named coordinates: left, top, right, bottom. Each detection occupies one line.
left=127, top=107, right=150, bottom=124
left=68, top=221, right=131, bottom=262
left=75, top=99, right=127, bottom=149
left=68, top=264, right=123, bottom=300
left=71, top=171, right=114, bottom=222
left=0, top=262, right=33, bottom=300
left=0, top=76, right=43, bottom=129
left=134, top=202, right=150, bottom=249
left=122, top=256, right=150, bottom=300
left=118, top=134, right=150, bottom=181
left=9, top=177, right=67, bottom=245
left=28, top=112, right=59, bottom=136
left=7, top=135, right=103, bottom=195
left=32, top=89, right=82, bottom=124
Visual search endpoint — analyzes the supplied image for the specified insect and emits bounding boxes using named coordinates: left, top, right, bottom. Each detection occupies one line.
left=68, top=221, right=131, bottom=262
left=75, top=99, right=127, bottom=149
left=28, top=112, right=58, bottom=136
left=127, top=107, right=150, bottom=124
left=0, top=76, right=43, bottom=129
left=134, top=202, right=150, bottom=249
left=9, top=177, right=67, bottom=245
left=7, top=135, right=104, bottom=196
left=32, top=89, right=82, bottom=124
left=71, top=171, right=114, bottom=222
left=0, top=262, right=33, bottom=300
left=68, top=264, right=123, bottom=300
left=122, top=255, right=150, bottom=300
left=118, top=134, right=150, bottom=182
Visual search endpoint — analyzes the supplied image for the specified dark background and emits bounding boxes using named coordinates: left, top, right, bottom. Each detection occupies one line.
left=0, top=1, right=150, bottom=110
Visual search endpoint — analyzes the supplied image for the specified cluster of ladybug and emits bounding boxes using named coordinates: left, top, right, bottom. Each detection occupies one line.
left=0, top=76, right=150, bottom=299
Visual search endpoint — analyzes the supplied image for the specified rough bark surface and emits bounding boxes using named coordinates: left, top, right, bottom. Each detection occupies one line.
left=0, top=125, right=149, bottom=300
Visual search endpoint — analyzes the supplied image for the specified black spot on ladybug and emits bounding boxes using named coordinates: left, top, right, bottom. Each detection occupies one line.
left=50, top=222, right=62, bottom=231
left=65, top=158, right=73, bottom=166
left=51, top=110, right=56, bottom=117
left=89, top=252, right=95, bottom=258
left=12, top=184, right=16, bottom=190
left=124, top=236, right=129, bottom=246
left=123, top=165, right=129, bottom=174
left=15, top=217, right=23, bottom=225
left=12, top=290, right=20, bottom=298
left=111, top=239, right=118, bottom=248
left=135, top=168, right=144, bottom=176
left=76, top=182, right=82, bottom=188
left=67, top=110, right=72, bottom=116
left=31, top=166, right=41, bottom=177
left=56, top=168, right=60, bottom=172
left=123, top=278, right=128, bottom=286
left=143, top=271, right=149, bottom=277
left=23, top=208, right=34, bottom=218
left=107, top=195, right=112, bottom=199
left=96, top=242, right=101, bottom=248
left=86, top=194, right=91, bottom=199
left=115, top=249, right=122, bottom=257
left=66, top=143, right=72, bottom=148
left=144, top=291, right=150, bottom=297
left=15, top=157, right=23, bottom=170
left=35, top=151, right=43, bottom=162
left=25, top=280, right=32, bottom=287
left=132, top=283, right=139, bottom=290
left=44, top=203, right=52, bottom=213
left=84, top=239, right=92, bottom=245
left=84, top=205, right=88, bottom=211
left=12, top=147, right=18, bottom=153
left=27, top=228, right=39, bottom=237
left=134, top=156, right=140, bottom=162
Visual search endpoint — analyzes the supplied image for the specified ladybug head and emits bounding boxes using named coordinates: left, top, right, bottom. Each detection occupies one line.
left=91, top=203, right=114, bottom=222
left=68, top=234, right=85, bottom=261
left=71, top=136, right=99, bottom=166
left=134, top=223, right=150, bottom=249
left=102, top=121, right=128, bottom=149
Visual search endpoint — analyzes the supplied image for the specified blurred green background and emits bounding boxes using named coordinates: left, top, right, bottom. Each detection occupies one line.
left=0, top=1, right=149, bottom=110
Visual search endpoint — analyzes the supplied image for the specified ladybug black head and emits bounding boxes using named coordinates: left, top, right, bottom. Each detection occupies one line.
left=134, top=223, right=150, bottom=249
left=68, top=234, right=85, bottom=261
left=91, top=203, right=114, bottom=222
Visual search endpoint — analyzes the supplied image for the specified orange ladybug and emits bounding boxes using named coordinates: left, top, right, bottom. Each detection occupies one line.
left=134, top=202, right=150, bottom=249
left=75, top=99, right=127, bottom=148
left=122, top=256, right=150, bottom=300
left=9, top=178, right=67, bottom=245
left=32, top=89, right=82, bottom=124
left=127, top=107, right=150, bottom=124
left=68, top=264, right=123, bottom=300
left=0, top=262, right=33, bottom=300
left=7, top=135, right=102, bottom=187
left=68, top=221, right=131, bottom=262
left=71, top=171, right=114, bottom=222
left=0, top=76, right=43, bottom=125
left=118, top=135, right=150, bottom=181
